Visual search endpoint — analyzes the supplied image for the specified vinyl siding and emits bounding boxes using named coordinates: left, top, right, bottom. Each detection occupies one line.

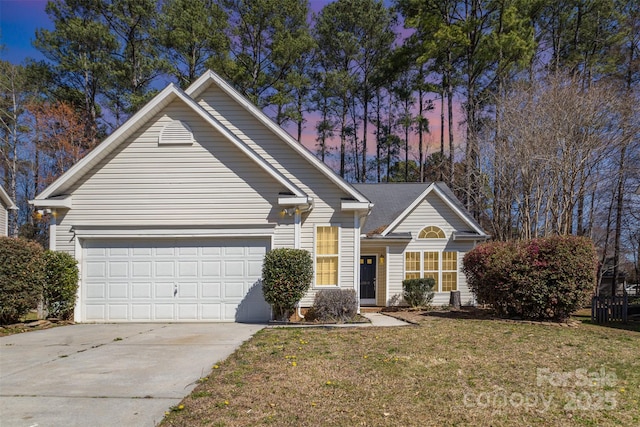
left=0, top=205, right=7, bottom=236
left=55, top=100, right=291, bottom=257
left=391, top=193, right=471, bottom=236
left=382, top=194, right=477, bottom=306
left=53, top=91, right=357, bottom=306
left=195, top=86, right=357, bottom=304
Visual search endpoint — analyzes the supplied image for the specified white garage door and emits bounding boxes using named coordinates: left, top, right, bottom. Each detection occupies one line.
left=82, top=238, right=271, bottom=322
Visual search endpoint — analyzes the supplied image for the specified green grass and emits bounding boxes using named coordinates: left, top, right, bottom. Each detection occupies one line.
left=161, top=313, right=639, bottom=427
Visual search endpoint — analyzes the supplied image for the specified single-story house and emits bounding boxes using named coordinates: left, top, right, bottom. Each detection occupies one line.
left=1, top=185, right=18, bottom=236
left=31, top=70, right=488, bottom=323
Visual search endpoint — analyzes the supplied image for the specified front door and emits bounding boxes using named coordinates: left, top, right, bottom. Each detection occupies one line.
left=360, top=255, right=377, bottom=305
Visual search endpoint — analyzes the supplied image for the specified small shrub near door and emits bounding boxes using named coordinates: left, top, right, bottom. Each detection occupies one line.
left=0, top=237, right=45, bottom=324
left=308, top=289, right=358, bottom=322
left=463, top=235, right=597, bottom=321
left=43, top=251, right=79, bottom=320
left=262, top=248, right=313, bottom=321
left=402, top=278, right=435, bottom=308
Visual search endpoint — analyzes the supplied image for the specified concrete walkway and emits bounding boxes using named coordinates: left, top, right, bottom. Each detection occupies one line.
left=361, top=312, right=411, bottom=327
left=0, top=323, right=263, bottom=427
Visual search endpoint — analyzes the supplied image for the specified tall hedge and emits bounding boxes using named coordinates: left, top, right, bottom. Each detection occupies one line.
left=43, top=250, right=79, bottom=320
left=262, top=248, right=313, bottom=321
left=0, top=237, right=45, bottom=324
left=463, top=236, right=597, bottom=321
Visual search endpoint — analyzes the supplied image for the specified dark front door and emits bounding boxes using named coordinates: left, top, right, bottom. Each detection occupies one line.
left=360, top=255, right=377, bottom=303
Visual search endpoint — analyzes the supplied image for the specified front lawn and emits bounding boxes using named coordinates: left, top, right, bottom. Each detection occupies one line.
left=162, top=313, right=639, bottom=426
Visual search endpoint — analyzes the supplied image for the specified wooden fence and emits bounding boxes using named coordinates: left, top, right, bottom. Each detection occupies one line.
left=591, top=295, right=628, bottom=324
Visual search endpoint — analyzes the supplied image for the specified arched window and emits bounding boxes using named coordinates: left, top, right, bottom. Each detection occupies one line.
left=158, top=120, right=193, bottom=145
left=418, top=226, right=445, bottom=239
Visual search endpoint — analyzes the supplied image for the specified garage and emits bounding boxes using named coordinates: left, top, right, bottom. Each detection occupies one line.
left=82, top=238, right=271, bottom=323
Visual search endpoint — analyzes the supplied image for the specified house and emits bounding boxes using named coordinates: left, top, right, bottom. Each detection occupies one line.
left=31, top=70, right=488, bottom=323
left=354, top=183, right=488, bottom=306
left=0, top=185, right=17, bottom=236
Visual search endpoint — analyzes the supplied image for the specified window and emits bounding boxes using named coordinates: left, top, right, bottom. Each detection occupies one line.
left=418, top=226, right=445, bottom=239
left=423, top=251, right=439, bottom=289
left=441, top=252, right=458, bottom=292
left=316, top=226, right=339, bottom=286
left=403, top=250, right=458, bottom=292
left=405, top=252, right=421, bottom=280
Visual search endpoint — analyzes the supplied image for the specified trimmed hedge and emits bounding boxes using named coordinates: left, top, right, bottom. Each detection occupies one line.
left=308, top=289, right=358, bottom=322
left=462, top=236, right=597, bottom=321
left=403, top=277, right=435, bottom=308
left=0, top=237, right=45, bottom=324
left=43, top=250, right=79, bottom=320
left=262, top=248, right=313, bottom=321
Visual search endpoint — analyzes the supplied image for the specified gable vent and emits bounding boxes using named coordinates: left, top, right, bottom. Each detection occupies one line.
left=159, top=120, right=193, bottom=145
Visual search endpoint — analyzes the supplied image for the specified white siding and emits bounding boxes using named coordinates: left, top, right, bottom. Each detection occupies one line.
left=382, top=194, right=477, bottom=306
left=53, top=89, right=357, bottom=310
left=195, top=86, right=358, bottom=304
left=55, top=100, right=292, bottom=257
left=0, top=205, right=7, bottom=236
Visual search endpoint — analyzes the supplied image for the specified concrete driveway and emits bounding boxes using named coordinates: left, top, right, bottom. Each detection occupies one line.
left=0, top=323, right=263, bottom=427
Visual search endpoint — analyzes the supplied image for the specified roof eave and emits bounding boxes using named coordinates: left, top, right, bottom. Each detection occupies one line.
left=0, top=186, right=17, bottom=210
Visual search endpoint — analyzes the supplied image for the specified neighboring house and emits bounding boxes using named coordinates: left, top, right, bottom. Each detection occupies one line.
left=31, top=70, right=488, bottom=323
left=0, top=185, right=18, bottom=236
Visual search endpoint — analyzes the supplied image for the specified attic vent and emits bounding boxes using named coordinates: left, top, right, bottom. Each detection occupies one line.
left=159, top=120, right=193, bottom=145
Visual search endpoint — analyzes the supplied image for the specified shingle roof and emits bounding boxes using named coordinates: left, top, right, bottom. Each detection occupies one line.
left=352, top=183, right=430, bottom=235
left=353, top=182, right=487, bottom=238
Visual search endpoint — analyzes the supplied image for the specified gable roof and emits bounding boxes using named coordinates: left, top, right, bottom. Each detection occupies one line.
left=0, top=185, right=17, bottom=210
left=354, top=182, right=488, bottom=239
left=185, top=70, right=369, bottom=204
left=352, top=183, right=426, bottom=235
left=34, top=83, right=306, bottom=201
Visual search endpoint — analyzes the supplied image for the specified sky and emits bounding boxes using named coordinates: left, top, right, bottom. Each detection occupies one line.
left=0, top=0, right=51, bottom=63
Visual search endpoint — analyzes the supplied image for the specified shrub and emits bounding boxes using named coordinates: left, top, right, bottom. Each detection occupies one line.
left=262, top=248, right=313, bottom=321
left=43, top=251, right=79, bottom=320
left=309, top=289, right=358, bottom=322
left=402, top=278, right=435, bottom=308
left=0, top=237, right=45, bottom=324
left=463, top=236, right=597, bottom=321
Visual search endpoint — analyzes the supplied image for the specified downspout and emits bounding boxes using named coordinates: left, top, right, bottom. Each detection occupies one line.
left=48, top=209, right=57, bottom=251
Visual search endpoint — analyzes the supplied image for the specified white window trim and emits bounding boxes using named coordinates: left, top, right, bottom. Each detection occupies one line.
left=403, top=249, right=459, bottom=293
left=417, top=225, right=447, bottom=240
left=313, top=224, right=341, bottom=288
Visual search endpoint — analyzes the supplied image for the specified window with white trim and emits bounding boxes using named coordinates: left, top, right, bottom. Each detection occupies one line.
left=316, top=226, right=339, bottom=286
left=418, top=226, right=445, bottom=239
left=404, top=250, right=458, bottom=292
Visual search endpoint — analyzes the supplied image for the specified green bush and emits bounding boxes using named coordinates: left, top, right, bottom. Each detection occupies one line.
left=308, top=289, right=358, bottom=322
left=402, top=278, right=435, bottom=308
left=463, top=236, right=597, bottom=321
left=262, top=248, right=313, bottom=321
left=0, top=237, right=45, bottom=324
left=43, top=251, right=79, bottom=320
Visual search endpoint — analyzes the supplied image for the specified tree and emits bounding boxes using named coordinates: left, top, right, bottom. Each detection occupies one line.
left=315, top=0, right=396, bottom=181
left=100, top=0, right=165, bottom=117
left=157, top=0, right=230, bottom=88
left=0, top=62, right=28, bottom=236
left=485, top=72, right=633, bottom=239
left=34, top=0, right=117, bottom=142
left=220, top=0, right=314, bottom=112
